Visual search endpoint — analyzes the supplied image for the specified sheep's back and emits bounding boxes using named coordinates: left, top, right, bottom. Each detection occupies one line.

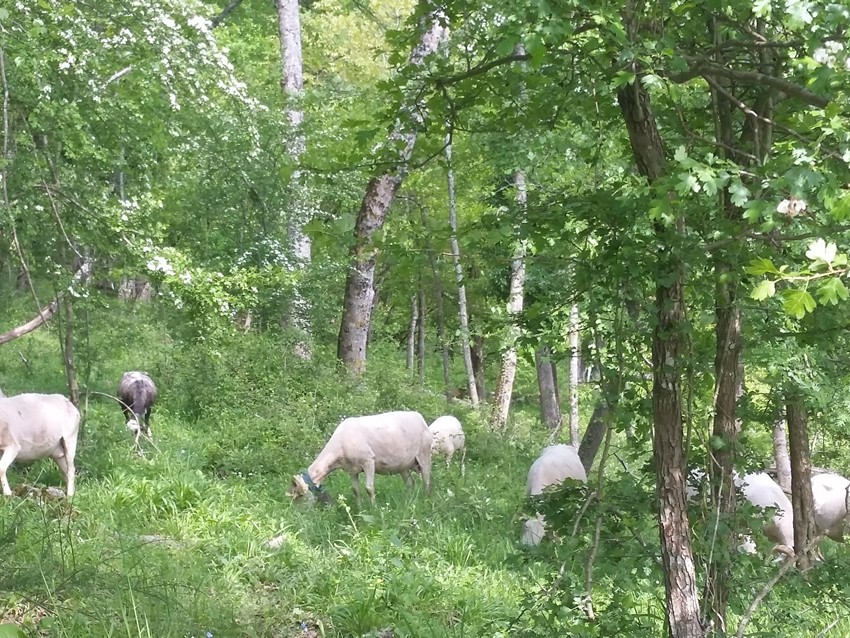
left=332, top=411, right=431, bottom=471
left=527, top=444, right=586, bottom=496
left=0, top=393, right=80, bottom=461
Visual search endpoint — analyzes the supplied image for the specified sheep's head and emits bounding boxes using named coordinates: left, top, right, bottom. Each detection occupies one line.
left=125, top=418, right=140, bottom=433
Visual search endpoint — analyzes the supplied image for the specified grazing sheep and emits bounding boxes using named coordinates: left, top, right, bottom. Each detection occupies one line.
left=0, top=393, right=81, bottom=496
left=289, top=410, right=433, bottom=507
left=428, top=415, right=466, bottom=475
left=521, top=444, right=587, bottom=546
left=686, top=468, right=793, bottom=554
left=811, top=472, right=850, bottom=542
left=117, top=371, right=157, bottom=449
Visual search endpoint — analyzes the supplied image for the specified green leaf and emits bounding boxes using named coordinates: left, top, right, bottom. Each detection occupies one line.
left=805, top=238, right=837, bottom=265
left=816, top=278, right=849, bottom=306
left=673, top=146, right=688, bottom=163
left=750, top=279, right=776, bottom=301
left=745, top=258, right=780, bottom=276
left=781, top=288, right=817, bottom=319
left=0, top=625, right=27, bottom=638
left=728, top=181, right=751, bottom=207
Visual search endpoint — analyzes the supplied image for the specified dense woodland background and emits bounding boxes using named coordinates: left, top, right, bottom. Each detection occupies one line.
left=1, top=0, right=850, bottom=636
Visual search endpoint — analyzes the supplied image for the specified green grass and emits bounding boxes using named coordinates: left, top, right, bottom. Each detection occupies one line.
left=1, top=296, right=850, bottom=637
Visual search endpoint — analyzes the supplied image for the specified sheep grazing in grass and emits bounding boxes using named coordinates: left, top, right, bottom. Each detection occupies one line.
left=289, top=410, right=433, bottom=507
left=118, top=371, right=157, bottom=450
left=811, top=472, right=850, bottom=542
left=688, top=469, right=794, bottom=554
left=0, top=393, right=81, bottom=497
left=521, top=444, right=587, bottom=546
left=428, top=415, right=466, bottom=476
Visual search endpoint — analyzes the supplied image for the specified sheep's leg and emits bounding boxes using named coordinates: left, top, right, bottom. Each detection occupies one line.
left=460, top=446, right=466, bottom=478
left=0, top=443, right=21, bottom=495
left=60, top=435, right=77, bottom=497
left=418, top=451, right=432, bottom=496
left=400, top=469, right=413, bottom=490
left=363, top=461, right=376, bottom=507
left=144, top=409, right=153, bottom=441
left=349, top=472, right=362, bottom=508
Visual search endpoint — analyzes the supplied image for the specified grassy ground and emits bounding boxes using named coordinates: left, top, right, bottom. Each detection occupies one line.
left=1, top=298, right=850, bottom=637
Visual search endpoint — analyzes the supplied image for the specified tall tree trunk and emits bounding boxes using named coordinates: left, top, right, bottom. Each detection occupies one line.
left=618, top=72, right=704, bottom=638
left=787, top=392, right=817, bottom=569
left=277, top=0, right=312, bottom=348
left=445, top=135, right=479, bottom=405
left=578, top=402, right=609, bottom=473
left=60, top=296, right=79, bottom=407
left=418, top=204, right=452, bottom=394
left=569, top=302, right=580, bottom=446
left=773, top=407, right=792, bottom=493
left=489, top=169, right=527, bottom=431
left=472, top=334, right=486, bottom=401
left=337, top=6, right=447, bottom=375
left=417, top=284, right=426, bottom=383
left=406, top=294, right=418, bottom=371
left=535, top=344, right=561, bottom=430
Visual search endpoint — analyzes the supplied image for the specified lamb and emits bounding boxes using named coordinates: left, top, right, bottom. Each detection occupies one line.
left=811, top=472, right=850, bottom=542
left=521, top=444, right=587, bottom=546
left=288, top=410, right=433, bottom=507
left=0, top=393, right=81, bottom=496
left=117, top=371, right=157, bottom=450
left=428, top=415, right=466, bottom=475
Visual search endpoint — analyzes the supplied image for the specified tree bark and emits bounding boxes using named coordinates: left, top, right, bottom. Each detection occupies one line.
left=337, top=7, right=447, bottom=375
left=445, top=135, right=480, bottom=405
left=60, top=296, right=79, bottom=407
left=489, top=168, right=528, bottom=431
left=418, top=203, right=452, bottom=395
left=277, top=0, right=312, bottom=349
left=578, top=401, right=609, bottom=474
left=568, top=302, right=580, bottom=446
left=406, top=293, right=418, bottom=371
left=472, top=334, right=486, bottom=401
left=618, top=74, right=705, bottom=638
left=417, top=284, right=426, bottom=383
left=787, top=392, right=817, bottom=569
left=773, top=408, right=792, bottom=494
left=535, top=344, right=562, bottom=430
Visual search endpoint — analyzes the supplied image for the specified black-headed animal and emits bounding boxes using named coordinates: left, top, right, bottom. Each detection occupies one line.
left=117, top=371, right=158, bottom=448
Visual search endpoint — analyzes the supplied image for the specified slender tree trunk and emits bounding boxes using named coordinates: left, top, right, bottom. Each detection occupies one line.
left=618, top=72, right=704, bottom=637
left=787, top=392, right=817, bottom=569
left=337, top=7, right=447, bottom=375
left=365, top=270, right=384, bottom=348
left=703, top=263, right=742, bottom=633
left=490, top=168, right=527, bottom=431
left=579, top=402, right=609, bottom=473
left=406, top=294, right=418, bottom=371
left=445, top=136, right=479, bottom=405
left=277, top=0, right=312, bottom=348
left=418, top=204, right=452, bottom=394
left=535, top=344, right=561, bottom=430
left=773, top=407, right=792, bottom=494
left=417, top=284, right=426, bottom=383
left=472, top=334, right=485, bottom=401
left=569, top=302, right=580, bottom=446
left=60, top=296, right=79, bottom=407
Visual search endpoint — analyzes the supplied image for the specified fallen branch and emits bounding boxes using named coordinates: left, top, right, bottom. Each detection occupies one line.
left=0, top=258, right=93, bottom=346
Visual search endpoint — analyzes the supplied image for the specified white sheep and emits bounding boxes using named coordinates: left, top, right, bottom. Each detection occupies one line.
left=811, top=472, right=850, bottom=542
left=428, top=415, right=466, bottom=475
left=521, top=444, right=587, bottom=546
left=0, top=393, right=81, bottom=497
left=288, top=410, right=433, bottom=507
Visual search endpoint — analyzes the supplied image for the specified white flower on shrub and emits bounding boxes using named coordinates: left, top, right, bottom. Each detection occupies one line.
left=777, top=197, right=807, bottom=217
left=179, top=271, right=193, bottom=284
left=146, top=255, right=175, bottom=275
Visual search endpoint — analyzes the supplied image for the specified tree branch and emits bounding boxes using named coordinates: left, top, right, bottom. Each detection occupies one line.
left=694, top=59, right=829, bottom=108
left=0, top=258, right=94, bottom=346
left=210, top=0, right=245, bottom=28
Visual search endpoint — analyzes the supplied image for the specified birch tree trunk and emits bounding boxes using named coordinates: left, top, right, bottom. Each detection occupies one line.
left=406, top=294, right=418, bottom=371
left=535, top=344, right=561, bottom=430
left=418, top=204, right=452, bottom=394
left=445, top=135, right=479, bottom=405
left=417, top=284, right=426, bottom=383
left=618, top=71, right=705, bottom=637
left=276, top=0, right=312, bottom=347
left=336, top=7, right=447, bottom=375
left=489, top=167, right=527, bottom=431
left=569, top=303, right=580, bottom=446
left=773, top=408, right=792, bottom=493
left=787, top=392, right=817, bottom=569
